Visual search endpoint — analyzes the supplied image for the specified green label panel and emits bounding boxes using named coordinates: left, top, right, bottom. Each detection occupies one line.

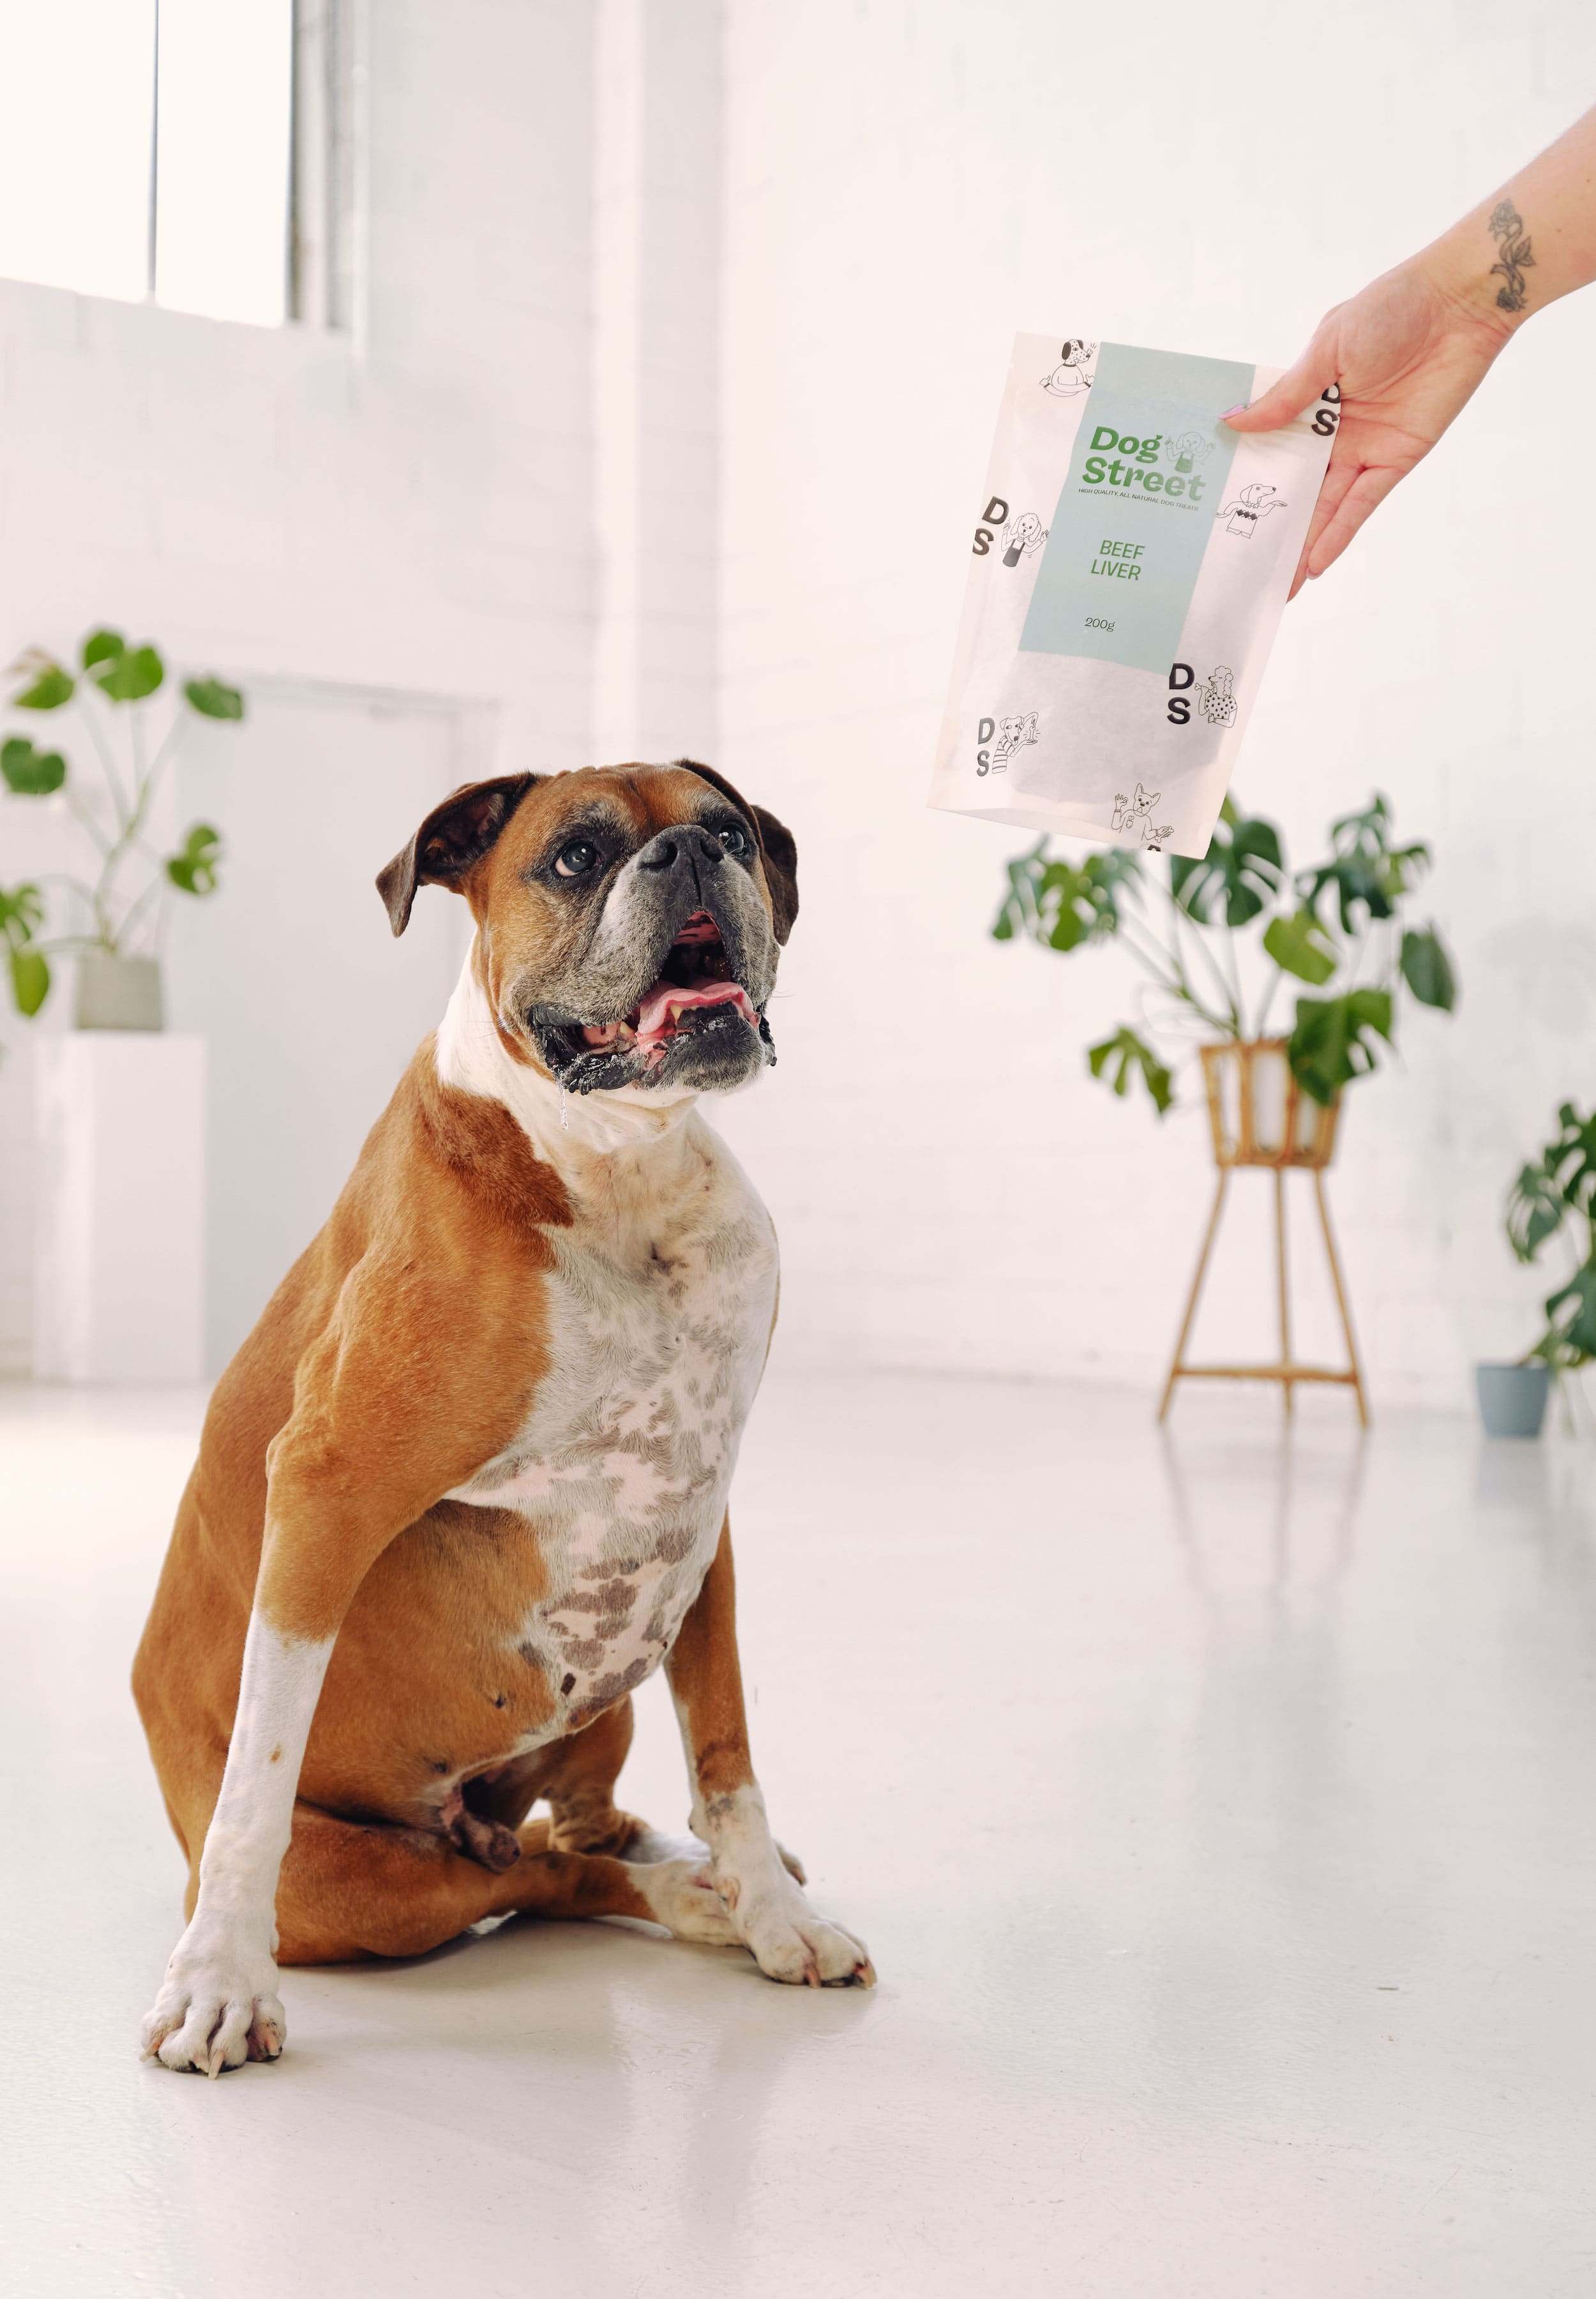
left=1020, top=342, right=1253, bottom=674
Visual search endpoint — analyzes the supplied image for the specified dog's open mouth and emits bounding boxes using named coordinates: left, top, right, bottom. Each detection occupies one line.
left=573, top=912, right=759, bottom=1067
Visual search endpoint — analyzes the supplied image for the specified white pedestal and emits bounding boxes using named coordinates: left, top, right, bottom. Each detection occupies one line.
left=33, top=1035, right=206, bottom=1384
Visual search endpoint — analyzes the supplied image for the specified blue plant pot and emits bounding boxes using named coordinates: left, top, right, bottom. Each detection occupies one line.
left=1474, top=1362, right=1550, bottom=1439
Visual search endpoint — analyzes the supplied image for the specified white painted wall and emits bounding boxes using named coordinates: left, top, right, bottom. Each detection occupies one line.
left=710, top=0, right=1596, bottom=1410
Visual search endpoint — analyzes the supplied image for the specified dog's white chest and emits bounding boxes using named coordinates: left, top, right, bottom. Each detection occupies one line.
left=446, top=1120, right=778, bottom=1729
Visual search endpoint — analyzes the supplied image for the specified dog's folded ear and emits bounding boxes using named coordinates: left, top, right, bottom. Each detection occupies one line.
left=377, top=774, right=537, bottom=937
left=675, top=759, right=799, bottom=945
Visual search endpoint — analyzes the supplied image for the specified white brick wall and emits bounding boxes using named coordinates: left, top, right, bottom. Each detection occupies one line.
left=0, top=1, right=597, bottom=1369
left=709, top=0, right=1596, bottom=1409
left=4, top=0, right=1594, bottom=1409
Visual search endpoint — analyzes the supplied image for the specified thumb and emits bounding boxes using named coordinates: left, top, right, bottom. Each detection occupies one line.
left=1223, top=327, right=1336, bottom=433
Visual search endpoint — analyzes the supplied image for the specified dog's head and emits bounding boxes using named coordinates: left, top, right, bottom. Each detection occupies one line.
left=377, top=760, right=797, bottom=1097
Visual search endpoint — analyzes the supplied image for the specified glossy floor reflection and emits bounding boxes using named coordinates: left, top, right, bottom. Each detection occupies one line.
left=4, top=1373, right=1595, bottom=2296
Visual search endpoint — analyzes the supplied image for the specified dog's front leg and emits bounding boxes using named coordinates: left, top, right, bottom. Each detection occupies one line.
left=140, top=1599, right=333, bottom=2075
left=141, top=1369, right=420, bottom=2076
left=666, top=1516, right=874, bottom=1988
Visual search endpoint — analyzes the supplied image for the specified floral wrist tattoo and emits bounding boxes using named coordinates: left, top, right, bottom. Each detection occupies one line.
left=1487, top=199, right=1535, bottom=313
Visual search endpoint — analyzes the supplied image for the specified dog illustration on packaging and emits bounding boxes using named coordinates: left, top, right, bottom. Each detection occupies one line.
left=1111, top=783, right=1174, bottom=848
left=1200, top=665, right=1237, bottom=727
left=999, top=511, right=1048, bottom=567
left=1217, top=481, right=1286, bottom=537
left=1039, top=340, right=1096, bottom=396
left=1162, top=428, right=1214, bottom=477
left=991, top=711, right=1039, bottom=764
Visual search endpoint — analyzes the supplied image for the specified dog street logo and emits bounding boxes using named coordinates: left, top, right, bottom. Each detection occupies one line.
left=975, top=711, right=1039, bottom=776
left=1039, top=339, right=1097, bottom=396
left=971, top=496, right=1049, bottom=561
left=1217, top=481, right=1286, bottom=538
left=1111, top=783, right=1173, bottom=849
left=1164, top=661, right=1237, bottom=727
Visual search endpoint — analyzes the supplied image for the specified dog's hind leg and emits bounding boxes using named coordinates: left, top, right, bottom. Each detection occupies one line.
left=273, top=1802, right=737, bottom=1966
left=539, top=1698, right=651, bottom=1855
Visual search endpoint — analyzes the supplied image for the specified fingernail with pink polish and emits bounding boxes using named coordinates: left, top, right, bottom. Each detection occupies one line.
left=1220, top=403, right=1249, bottom=419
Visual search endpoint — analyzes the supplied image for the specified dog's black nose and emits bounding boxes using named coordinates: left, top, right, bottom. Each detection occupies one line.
left=636, top=825, right=725, bottom=877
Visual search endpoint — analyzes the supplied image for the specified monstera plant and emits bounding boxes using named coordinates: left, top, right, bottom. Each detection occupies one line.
left=0, top=628, right=244, bottom=1022
left=1507, top=1104, right=1596, bottom=1371
left=992, top=792, right=1457, bottom=1112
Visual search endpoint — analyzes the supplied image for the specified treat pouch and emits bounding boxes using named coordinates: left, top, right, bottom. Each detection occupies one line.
left=928, top=335, right=1337, bottom=857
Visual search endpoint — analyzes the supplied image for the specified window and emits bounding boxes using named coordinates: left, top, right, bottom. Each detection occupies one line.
left=0, top=0, right=296, bottom=328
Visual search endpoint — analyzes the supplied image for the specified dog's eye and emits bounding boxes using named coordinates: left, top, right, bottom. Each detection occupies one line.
left=716, top=825, right=748, bottom=857
left=554, top=839, right=599, bottom=878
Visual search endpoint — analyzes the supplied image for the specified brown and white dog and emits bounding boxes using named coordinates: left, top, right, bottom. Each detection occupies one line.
left=133, top=759, right=872, bottom=2078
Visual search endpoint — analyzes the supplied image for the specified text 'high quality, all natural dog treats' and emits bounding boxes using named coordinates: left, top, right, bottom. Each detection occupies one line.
left=928, top=335, right=1337, bottom=857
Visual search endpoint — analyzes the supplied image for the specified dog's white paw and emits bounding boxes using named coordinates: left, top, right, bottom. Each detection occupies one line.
left=141, top=1936, right=285, bottom=2077
left=635, top=1857, right=742, bottom=1947
left=721, top=1870, right=875, bottom=1988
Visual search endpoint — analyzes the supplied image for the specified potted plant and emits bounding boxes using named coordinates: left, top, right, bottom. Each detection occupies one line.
left=0, top=628, right=244, bottom=1029
left=1484, top=1103, right=1596, bottom=1437
left=993, top=792, right=1458, bottom=1420
left=993, top=790, right=1456, bottom=1125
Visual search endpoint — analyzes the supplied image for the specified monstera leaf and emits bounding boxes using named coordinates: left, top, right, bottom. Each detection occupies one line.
left=992, top=840, right=1140, bottom=952
left=1263, top=906, right=1337, bottom=986
left=1088, top=1025, right=1174, bottom=1114
left=1171, top=795, right=1284, bottom=928
left=1544, top=1265, right=1596, bottom=1365
left=1399, top=926, right=1456, bottom=1011
left=1287, top=988, right=1393, bottom=1106
left=1298, top=792, right=1431, bottom=934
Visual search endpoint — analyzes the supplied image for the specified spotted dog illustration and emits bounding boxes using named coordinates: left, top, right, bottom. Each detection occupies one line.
left=999, top=511, right=1048, bottom=568
left=1111, top=782, right=1173, bottom=848
left=1163, top=429, right=1214, bottom=477
left=1039, top=340, right=1096, bottom=397
left=1200, top=666, right=1237, bottom=727
left=991, top=712, right=1039, bottom=765
left=1217, top=481, right=1286, bottom=538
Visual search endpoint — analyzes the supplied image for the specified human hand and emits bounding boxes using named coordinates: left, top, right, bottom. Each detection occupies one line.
left=1224, top=260, right=1512, bottom=598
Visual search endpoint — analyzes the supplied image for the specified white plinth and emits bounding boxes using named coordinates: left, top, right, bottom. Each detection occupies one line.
left=33, top=1034, right=206, bottom=1385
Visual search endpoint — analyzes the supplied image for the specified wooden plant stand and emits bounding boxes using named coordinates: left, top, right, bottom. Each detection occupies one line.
left=1158, top=1039, right=1369, bottom=1427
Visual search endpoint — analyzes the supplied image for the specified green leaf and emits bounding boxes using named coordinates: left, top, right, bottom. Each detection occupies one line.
left=1088, top=1025, right=1174, bottom=1115
left=183, top=676, right=245, bottom=721
left=1263, top=906, right=1337, bottom=987
left=8, top=946, right=49, bottom=1016
left=1, top=736, right=66, bottom=795
left=993, top=839, right=1140, bottom=954
left=1287, top=987, right=1394, bottom=1106
left=1507, top=1157, right=1568, bottom=1263
left=1298, top=790, right=1433, bottom=933
left=0, top=881, right=44, bottom=942
left=1400, top=926, right=1456, bottom=1011
left=11, top=658, right=75, bottom=711
left=1545, top=1265, right=1596, bottom=1364
left=80, top=628, right=125, bottom=671
left=165, top=820, right=223, bottom=896
left=1171, top=800, right=1285, bottom=928
left=91, top=644, right=164, bottom=702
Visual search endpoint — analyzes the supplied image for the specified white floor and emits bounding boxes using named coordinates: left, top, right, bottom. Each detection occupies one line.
left=3, top=1371, right=1595, bottom=2297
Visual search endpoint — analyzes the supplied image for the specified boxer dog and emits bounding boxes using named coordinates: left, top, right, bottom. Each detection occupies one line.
left=135, top=759, right=873, bottom=2078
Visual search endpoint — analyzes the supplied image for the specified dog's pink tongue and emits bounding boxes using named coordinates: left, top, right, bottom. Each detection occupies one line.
left=634, top=979, right=756, bottom=1041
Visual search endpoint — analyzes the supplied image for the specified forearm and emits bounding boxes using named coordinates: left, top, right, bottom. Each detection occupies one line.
left=1419, top=103, right=1596, bottom=336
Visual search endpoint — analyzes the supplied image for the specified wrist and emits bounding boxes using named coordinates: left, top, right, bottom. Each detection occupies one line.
left=1417, top=213, right=1531, bottom=349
